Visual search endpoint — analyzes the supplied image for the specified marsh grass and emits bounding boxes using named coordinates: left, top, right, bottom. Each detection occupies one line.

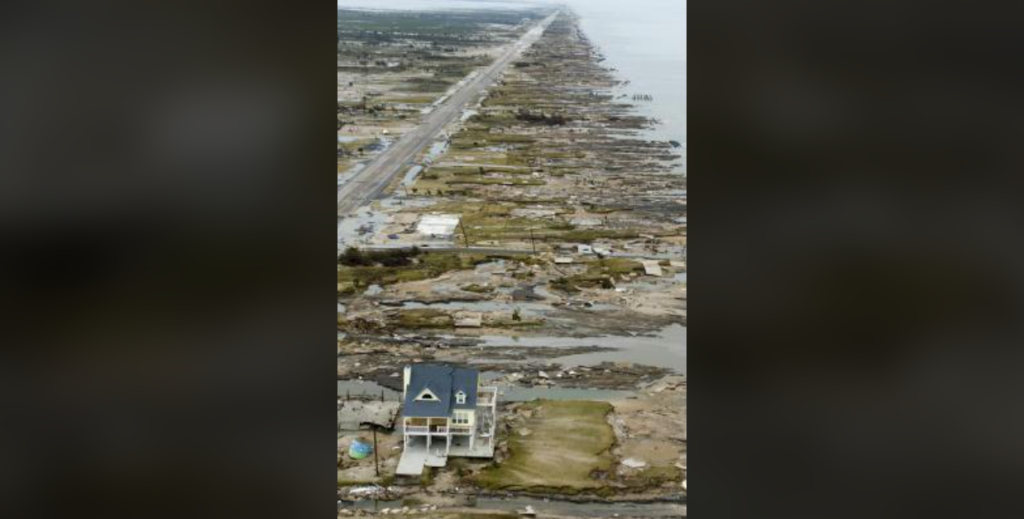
left=475, top=400, right=615, bottom=493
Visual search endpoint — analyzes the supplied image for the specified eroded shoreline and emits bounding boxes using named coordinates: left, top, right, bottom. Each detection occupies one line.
left=338, top=6, right=686, bottom=517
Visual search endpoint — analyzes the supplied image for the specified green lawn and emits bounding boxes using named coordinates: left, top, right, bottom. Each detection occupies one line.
left=337, top=252, right=488, bottom=292
left=475, top=400, right=615, bottom=493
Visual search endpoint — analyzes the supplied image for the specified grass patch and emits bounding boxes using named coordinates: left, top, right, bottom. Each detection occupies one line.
left=337, top=252, right=488, bottom=291
left=447, top=176, right=545, bottom=187
left=338, top=476, right=377, bottom=487
left=452, top=130, right=536, bottom=148
left=380, top=95, right=437, bottom=104
left=434, top=165, right=531, bottom=176
left=589, top=258, right=645, bottom=276
left=550, top=258, right=643, bottom=292
left=396, top=76, right=453, bottom=93
left=395, top=308, right=454, bottom=329
left=338, top=138, right=377, bottom=154
left=558, top=229, right=641, bottom=243
left=430, top=514, right=518, bottom=519
left=339, top=246, right=422, bottom=267
left=629, top=465, right=684, bottom=487
left=420, top=466, right=435, bottom=487
left=475, top=400, right=615, bottom=493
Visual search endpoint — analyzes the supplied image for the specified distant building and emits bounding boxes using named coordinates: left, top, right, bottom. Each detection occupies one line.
left=453, top=311, right=483, bottom=328
left=640, top=260, right=664, bottom=276
left=416, top=214, right=460, bottom=237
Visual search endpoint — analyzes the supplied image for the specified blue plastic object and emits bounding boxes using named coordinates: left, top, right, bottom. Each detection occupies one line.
left=349, top=439, right=373, bottom=460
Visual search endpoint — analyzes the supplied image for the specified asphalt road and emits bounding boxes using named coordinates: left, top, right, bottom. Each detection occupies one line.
left=337, top=11, right=559, bottom=217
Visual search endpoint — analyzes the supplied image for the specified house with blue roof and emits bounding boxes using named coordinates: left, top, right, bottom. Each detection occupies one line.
left=397, top=364, right=498, bottom=476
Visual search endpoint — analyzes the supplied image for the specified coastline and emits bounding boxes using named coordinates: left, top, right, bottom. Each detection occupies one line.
left=338, top=6, right=686, bottom=516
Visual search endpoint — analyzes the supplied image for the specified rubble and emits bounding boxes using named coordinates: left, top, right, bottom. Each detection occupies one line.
left=338, top=400, right=401, bottom=430
left=337, top=6, right=685, bottom=514
left=621, top=458, right=647, bottom=469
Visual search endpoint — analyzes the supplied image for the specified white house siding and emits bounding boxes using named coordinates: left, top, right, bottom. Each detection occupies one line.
left=452, top=409, right=476, bottom=430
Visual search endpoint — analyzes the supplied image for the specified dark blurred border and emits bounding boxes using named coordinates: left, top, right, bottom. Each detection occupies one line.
left=690, top=1, right=1024, bottom=518
left=0, top=2, right=338, bottom=517
left=7, top=1, right=1024, bottom=517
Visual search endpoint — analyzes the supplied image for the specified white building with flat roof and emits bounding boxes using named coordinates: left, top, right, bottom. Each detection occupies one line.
left=416, top=214, right=460, bottom=237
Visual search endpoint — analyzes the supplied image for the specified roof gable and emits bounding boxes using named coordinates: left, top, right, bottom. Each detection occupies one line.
left=414, top=387, right=440, bottom=401
left=403, top=364, right=478, bottom=417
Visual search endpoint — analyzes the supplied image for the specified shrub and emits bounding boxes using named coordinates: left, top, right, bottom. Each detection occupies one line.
left=338, top=247, right=422, bottom=267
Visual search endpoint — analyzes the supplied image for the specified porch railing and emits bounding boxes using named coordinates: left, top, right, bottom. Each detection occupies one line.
left=405, top=425, right=451, bottom=434
left=477, top=386, right=499, bottom=406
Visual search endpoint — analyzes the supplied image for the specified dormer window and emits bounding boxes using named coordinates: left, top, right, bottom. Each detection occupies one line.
left=415, top=388, right=439, bottom=401
left=455, top=390, right=466, bottom=404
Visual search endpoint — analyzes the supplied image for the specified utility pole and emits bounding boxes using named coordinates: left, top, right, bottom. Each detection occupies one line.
left=458, top=220, right=471, bottom=248
left=372, top=426, right=380, bottom=477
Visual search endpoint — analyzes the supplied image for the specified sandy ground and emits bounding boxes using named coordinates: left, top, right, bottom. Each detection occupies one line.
left=338, top=430, right=404, bottom=485
left=610, top=376, right=687, bottom=489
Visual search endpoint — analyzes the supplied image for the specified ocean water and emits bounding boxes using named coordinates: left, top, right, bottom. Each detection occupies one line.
left=338, top=0, right=687, bottom=152
left=337, top=0, right=551, bottom=11
left=561, top=0, right=686, bottom=146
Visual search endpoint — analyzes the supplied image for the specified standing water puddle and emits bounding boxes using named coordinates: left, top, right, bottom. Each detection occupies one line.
left=338, top=206, right=390, bottom=248
left=399, top=140, right=448, bottom=188
left=400, top=165, right=423, bottom=187
left=398, top=300, right=552, bottom=315
left=474, top=323, right=686, bottom=374
left=346, top=496, right=684, bottom=517
left=425, top=139, right=448, bottom=161
left=338, top=379, right=633, bottom=402
left=338, top=380, right=399, bottom=401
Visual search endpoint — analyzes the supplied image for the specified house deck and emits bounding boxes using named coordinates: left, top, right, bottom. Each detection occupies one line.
left=396, top=447, right=427, bottom=476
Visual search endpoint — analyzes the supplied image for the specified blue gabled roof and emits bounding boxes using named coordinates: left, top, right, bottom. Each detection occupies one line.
left=403, top=364, right=478, bottom=418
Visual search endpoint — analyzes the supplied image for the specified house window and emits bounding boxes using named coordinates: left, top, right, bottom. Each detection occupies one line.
left=452, top=411, right=470, bottom=425
left=455, top=390, right=466, bottom=404
left=415, top=388, right=439, bottom=401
